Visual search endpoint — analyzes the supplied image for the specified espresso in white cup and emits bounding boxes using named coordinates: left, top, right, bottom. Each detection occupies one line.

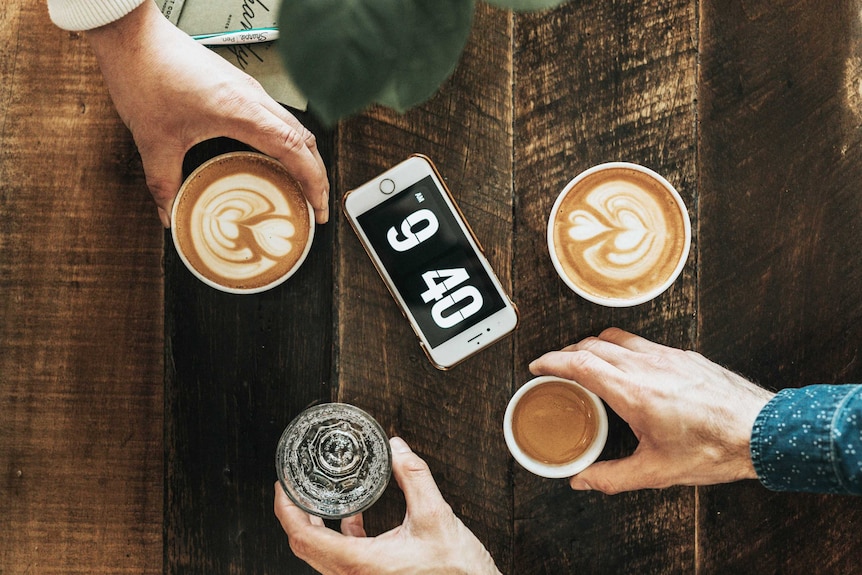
left=504, top=376, right=608, bottom=478
left=171, top=152, right=314, bottom=293
left=548, top=162, right=690, bottom=306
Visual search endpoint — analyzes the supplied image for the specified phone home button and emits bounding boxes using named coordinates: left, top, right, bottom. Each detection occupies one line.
left=379, top=178, right=396, bottom=194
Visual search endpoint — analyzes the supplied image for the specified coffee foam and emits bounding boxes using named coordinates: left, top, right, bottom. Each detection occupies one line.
left=550, top=165, right=688, bottom=303
left=172, top=153, right=312, bottom=292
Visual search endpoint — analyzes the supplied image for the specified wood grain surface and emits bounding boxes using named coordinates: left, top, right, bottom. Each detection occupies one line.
left=0, top=3, right=163, bottom=574
left=697, top=1, right=862, bottom=572
left=334, top=4, right=516, bottom=568
left=513, top=1, right=698, bottom=572
left=163, top=128, right=334, bottom=575
left=3, top=0, right=862, bottom=574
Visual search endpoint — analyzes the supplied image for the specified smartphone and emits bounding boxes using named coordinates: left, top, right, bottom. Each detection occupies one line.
left=343, top=154, right=519, bottom=370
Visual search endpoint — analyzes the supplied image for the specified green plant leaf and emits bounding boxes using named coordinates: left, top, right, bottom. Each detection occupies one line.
left=278, top=0, right=475, bottom=125
left=482, top=0, right=569, bottom=11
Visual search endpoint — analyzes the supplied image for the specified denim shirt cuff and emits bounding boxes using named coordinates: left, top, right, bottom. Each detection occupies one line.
left=751, top=385, right=862, bottom=495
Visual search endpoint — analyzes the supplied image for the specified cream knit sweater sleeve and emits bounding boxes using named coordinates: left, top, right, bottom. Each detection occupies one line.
left=47, top=0, right=148, bottom=31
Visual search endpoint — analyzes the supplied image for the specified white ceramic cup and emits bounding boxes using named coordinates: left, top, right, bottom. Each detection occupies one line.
left=170, top=152, right=315, bottom=294
left=504, top=376, right=608, bottom=479
left=547, top=162, right=691, bottom=307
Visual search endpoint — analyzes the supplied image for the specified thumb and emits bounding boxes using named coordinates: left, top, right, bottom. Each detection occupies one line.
left=389, top=437, right=449, bottom=522
left=569, top=455, right=657, bottom=495
left=139, top=143, right=186, bottom=228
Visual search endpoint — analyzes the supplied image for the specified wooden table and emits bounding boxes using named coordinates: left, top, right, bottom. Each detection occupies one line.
left=3, top=1, right=862, bottom=573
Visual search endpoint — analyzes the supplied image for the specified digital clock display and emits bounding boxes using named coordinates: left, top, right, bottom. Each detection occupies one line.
left=356, top=175, right=506, bottom=348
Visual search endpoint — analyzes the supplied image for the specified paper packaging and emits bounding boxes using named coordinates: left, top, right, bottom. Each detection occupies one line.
left=156, top=0, right=307, bottom=110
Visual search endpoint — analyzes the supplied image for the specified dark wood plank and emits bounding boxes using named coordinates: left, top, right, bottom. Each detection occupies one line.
left=334, top=4, right=517, bottom=570
left=163, top=127, right=333, bottom=573
left=513, top=1, right=698, bottom=573
left=698, top=0, right=862, bottom=572
left=0, top=2, right=163, bottom=573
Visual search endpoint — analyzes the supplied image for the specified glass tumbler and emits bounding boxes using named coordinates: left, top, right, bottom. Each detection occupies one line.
left=276, top=403, right=392, bottom=519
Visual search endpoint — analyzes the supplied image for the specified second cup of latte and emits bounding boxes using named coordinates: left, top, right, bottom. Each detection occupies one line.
left=548, top=162, right=691, bottom=306
left=171, top=151, right=315, bottom=294
left=504, top=376, right=608, bottom=478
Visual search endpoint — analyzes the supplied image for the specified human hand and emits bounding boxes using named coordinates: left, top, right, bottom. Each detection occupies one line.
left=274, top=437, right=501, bottom=575
left=86, top=2, right=329, bottom=227
left=529, top=327, right=776, bottom=494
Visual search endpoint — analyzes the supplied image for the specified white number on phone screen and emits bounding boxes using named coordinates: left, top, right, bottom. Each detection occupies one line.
left=387, top=209, right=439, bottom=252
left=420, top=269, right=484, bottom=328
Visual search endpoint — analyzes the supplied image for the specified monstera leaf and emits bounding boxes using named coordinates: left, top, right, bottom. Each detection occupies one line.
left=278, top=0, right=475, bottom=124
left=277, top=0, right=569, bottom=124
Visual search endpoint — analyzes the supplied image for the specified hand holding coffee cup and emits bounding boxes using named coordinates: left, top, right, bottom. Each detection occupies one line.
left=171, top=152, right=314, bottom=293
left=504, top=376, right=608, bottom=478
left=548, top=162, right=691, bottom=306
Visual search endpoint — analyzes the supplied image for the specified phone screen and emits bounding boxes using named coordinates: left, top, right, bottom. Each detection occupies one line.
left=356, top=175, right=506, bottom=348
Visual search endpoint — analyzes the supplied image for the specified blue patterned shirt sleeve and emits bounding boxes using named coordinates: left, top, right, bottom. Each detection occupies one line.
left=751, top=384, right=862, bottom=495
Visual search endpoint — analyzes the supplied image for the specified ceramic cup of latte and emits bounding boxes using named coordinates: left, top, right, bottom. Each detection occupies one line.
left=503, top=376, right=608, bottom=478
left=547, top=162, right=691, bottom=307
left=171, top=151, right=314, bottom=293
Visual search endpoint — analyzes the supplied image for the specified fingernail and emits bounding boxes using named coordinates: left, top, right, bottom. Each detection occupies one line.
left=570, top=478, right=592, bottom=491
left=390, top=436, right=411, bottom=454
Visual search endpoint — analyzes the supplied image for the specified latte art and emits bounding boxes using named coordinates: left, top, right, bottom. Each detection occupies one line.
left=194, top=173, right=299, bottom=281
left=172, top=152, right=313, bottom=293
left=549, top=164, right=690, bottom=305
left=565, top=180, right=670, bottom=286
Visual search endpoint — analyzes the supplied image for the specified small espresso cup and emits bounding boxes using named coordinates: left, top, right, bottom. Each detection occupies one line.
left=171, top=151, right=315, bottom=294
left=547, top=162, right=691, bottom=307
left=504, top=376, right=608, bottom=478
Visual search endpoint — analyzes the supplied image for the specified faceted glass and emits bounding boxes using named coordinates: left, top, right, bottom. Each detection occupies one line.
left=276, top=403, right=392, bottom=519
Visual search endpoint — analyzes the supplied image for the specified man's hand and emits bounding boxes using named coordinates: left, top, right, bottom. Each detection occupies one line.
left=86, top=1, right=329, bottom=227
left=530, top=327, right=775, bottom=494
left=275, top=437, right=501, bottom=575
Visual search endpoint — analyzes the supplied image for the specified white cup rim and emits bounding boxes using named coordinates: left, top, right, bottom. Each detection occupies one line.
left=503, top=376, right=608, bottom=479
left=170, top=151, right=315, bottom=294
left=546, top=162, right=691, bottom=307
